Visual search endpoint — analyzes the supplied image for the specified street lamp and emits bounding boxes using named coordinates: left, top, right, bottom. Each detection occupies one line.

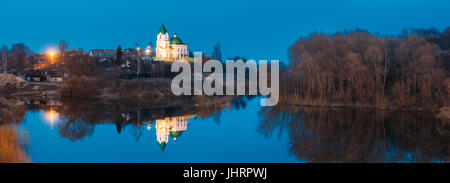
left=47, top=50, right=56, bottom=65
left=136, top=46, right=140, bottom=79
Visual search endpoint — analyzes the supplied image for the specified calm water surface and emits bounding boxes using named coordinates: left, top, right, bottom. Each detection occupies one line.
left=1, top=97, right=448, bottom=163
left=15, top=97, right=298, bottom=163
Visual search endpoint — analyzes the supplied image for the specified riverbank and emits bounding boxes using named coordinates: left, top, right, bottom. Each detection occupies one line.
left=0, top=72, right=240, bottom=111
left=281, top=99, right=439, bottom=111
left=279, top=97, right=450, bottom=120
left=0, top=74, right=60, bottom=98
left=3, top=73, right=449, bottom=120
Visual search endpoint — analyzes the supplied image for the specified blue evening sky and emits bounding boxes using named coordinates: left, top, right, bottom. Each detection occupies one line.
left=1, top=0, right=449, bottom=62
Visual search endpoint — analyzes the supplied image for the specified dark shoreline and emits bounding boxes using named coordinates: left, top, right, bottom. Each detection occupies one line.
left=279, top=100, right=450, bottom=120
left=280, top=101, right=440, bottom=112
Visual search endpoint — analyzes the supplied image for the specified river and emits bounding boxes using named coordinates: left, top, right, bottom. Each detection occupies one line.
left=0, top=96, right=448, bottom=163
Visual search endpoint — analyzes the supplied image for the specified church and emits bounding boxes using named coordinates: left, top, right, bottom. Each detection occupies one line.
left=155, top=24, right=189, bottom=62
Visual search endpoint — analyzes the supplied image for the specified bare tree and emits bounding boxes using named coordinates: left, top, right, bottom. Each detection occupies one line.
left=1, top=45, right=7, bottom=74
left=212, top=43, right=222, bottom=61
left=9, top=43, right=31, bottom=72
left=58, top=40, right=69, bottom=56
left=284, top=30, right=448, bottom=109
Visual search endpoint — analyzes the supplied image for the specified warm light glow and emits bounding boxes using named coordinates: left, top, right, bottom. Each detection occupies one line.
left=47, top=49, right=56, bottom=64
left=47, top=49, right=56, bottom=57
left=49, top=111, right=55, bottom=120
left=46, top=108, right=58, bottom=129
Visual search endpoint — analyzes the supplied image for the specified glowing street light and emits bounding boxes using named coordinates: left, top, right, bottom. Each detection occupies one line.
left=47, top=49, right=56, bottom=64
left=136, top=46, right=141, bottom=78
left=145, top=45, right=151, bottom=54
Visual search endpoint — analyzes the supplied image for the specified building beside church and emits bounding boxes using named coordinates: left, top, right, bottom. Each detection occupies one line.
left=155, top=24, right=189, bottom=62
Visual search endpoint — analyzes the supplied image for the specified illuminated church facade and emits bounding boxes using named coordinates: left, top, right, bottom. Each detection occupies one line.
left=155, top=24, right=189, bottom=62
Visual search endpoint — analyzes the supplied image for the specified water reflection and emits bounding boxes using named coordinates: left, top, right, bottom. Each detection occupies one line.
left=26, top=96, right=242, bottom=150
left=0, top=97, right=30, bottom=163
left=2, top=95, right=449, bottom=162
left=0, top=97, right=27, bottom=124
left=45, top=108, right=58, bottom=129
left=155, top=115, right=194, bottom=151
left=260, top=105, right=450, bottom=163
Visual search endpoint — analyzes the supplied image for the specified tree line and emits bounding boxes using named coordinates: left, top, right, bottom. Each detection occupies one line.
left=0, top=40, right=100, bottom=75
left=0, top=43, right=33, bottom=73
left=282, top=27, right=450, bottom=109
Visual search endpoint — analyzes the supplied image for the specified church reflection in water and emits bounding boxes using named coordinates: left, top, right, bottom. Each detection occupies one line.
left=154, top=114, right=196, bottom=151
left=23, top=96, right=235, bottom=151
left=38, top=102, right=200, bottom=151
left=42, top=106, right=197, bottom=151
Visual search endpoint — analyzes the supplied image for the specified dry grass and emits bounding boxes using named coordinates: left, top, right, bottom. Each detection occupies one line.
left=0, top=124, right=30, bottom=163
left=116, top=78, right=172, bottom=99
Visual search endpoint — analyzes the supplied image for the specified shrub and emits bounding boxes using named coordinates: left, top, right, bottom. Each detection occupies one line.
left=59, top=76, right=100, bottom=98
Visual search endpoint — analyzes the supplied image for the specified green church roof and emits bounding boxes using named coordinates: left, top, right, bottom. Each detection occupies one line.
left=158, top=141, right=167, bottom=151
left=170, top=37, right=184, bottom=45
left=158, top=24, right=168, bottom=35
left=169, top=131, right=183, bottom=138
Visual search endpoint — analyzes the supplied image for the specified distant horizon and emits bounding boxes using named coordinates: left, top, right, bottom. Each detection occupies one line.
left=4, top=26, right=449, bottom=54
